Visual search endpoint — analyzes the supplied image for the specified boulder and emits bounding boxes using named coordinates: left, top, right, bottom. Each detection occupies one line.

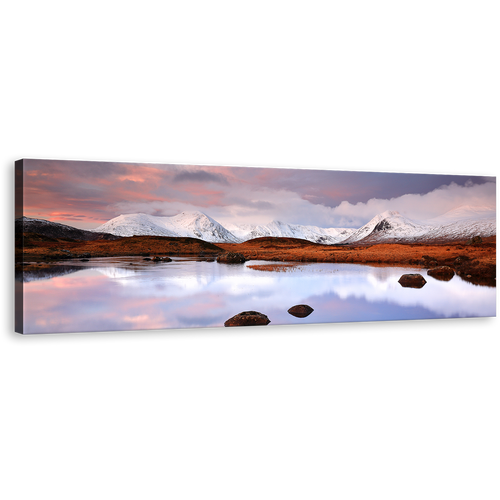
left=288, top=304, right=314, bottom=318
left=224, top=311, right=271, bottom=327
left=398, top=273, right=427, bottom=288
left=217, top=252, right=246, bottom=264
left=143, top=257, right=152, bottom=261
left=427, top=266, right=455, bottom=281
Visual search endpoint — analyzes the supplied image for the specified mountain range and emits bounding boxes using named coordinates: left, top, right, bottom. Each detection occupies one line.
left=343, top=206, right=496, bottom=244
left=91, top=206, right=496, bottom=244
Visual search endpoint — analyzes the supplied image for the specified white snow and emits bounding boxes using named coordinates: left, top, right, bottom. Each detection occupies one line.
left=93, top=211, right=241, bottom=243
left=343, top=206, right=496, bottom=244
left=88, top=205, right=496, bottom=244
left=227, top=220, right=355, bottom=244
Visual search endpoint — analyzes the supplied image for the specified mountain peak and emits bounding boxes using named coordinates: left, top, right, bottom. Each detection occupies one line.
left=94, top=211, right=240, bottom=243
left=378, top=210, right=401, bottom=219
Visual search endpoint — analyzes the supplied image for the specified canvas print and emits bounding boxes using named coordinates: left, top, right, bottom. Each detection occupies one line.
left=15, top=159, right=496, bottom=334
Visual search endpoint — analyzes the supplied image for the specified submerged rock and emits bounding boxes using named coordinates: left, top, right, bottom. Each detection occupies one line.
left=288, top=304, right=314, bottom=318
left=224, top=311, right=271, bottom=327
left=217, top=252, right=246, bottom=264
left=398, top=274, right=427, bottom=288
left=427, top=266, right=455, bottom=281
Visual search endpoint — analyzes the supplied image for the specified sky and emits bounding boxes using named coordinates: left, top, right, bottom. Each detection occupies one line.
left=18, top=159, right=496, bottom=230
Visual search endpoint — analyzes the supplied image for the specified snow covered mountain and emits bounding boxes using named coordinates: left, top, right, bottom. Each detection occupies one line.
left=424, top=205, right=496, bottom=241
left=342, top=210, right=429, bottom=244
left=343, top=206, right=496, bottom=244
left=226, top=220, right=355, bottom=244
left=18, top=204, right=494, bottom=251
left=93, top=211, right=241, bottom=243
left=91, top=205, right=495, bottom=244
left=94, top=211, right=354, bottom=244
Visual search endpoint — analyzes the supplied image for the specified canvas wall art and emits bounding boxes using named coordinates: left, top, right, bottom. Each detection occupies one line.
left=15, top=159, right=496, bottom=334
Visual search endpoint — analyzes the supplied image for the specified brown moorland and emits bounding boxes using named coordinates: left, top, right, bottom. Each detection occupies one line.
left=16, top=234, right=496, bottom=286
left=16, top=234, right=222, bottom=261
left=219, top=236, right=496, bottom=286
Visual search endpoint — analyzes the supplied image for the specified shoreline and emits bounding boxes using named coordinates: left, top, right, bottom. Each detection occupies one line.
left=16, top=234, right=496, bottom=287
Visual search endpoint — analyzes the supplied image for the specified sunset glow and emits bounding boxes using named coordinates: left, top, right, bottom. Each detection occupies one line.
left=19, top=159, right=496, bottom=230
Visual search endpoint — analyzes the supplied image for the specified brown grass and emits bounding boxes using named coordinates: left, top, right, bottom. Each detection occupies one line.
left=16, top=234, right=496, bottom=286
left=16, top=234, right=223, bottom=261
left=247, top=263, right=302, bottom=272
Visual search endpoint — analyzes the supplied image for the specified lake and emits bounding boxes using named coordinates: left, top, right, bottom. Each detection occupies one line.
left=17, top=257, right=496, bottom=334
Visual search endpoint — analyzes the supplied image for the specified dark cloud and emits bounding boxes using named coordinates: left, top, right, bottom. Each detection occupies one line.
left=50, top=214, right=90, bottom=220
left=173, top=170, right=230, bottom=185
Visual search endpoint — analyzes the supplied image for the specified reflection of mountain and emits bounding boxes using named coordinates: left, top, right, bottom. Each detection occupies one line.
left=21, top=260, right=495, bottom=333
left=17, top=264, right=142, bottom=282
left=16, top=265, right=84, bottom=282
left=95, top=267, right=141, bottom=279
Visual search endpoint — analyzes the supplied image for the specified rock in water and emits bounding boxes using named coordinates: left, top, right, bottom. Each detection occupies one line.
left=217, top=252, right=246, bottom=264
left=224, top=311, right=271, bottom=327
left=398, top=274, right=427, bottom=288
left=427, top=266, right=455, bottom=281
left=288, top=304, right=314, bottom=318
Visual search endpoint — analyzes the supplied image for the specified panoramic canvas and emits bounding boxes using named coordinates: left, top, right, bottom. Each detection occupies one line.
left=15, top=159, right=496, bottom=334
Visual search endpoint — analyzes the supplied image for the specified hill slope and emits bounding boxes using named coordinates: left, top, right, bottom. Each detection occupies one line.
left=343, top=207, right=496, bottom=244
left=16, top=217, right=120, bottom=241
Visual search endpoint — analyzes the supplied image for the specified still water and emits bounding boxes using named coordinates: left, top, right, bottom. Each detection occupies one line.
left=18, top=257, right=496, bottom=334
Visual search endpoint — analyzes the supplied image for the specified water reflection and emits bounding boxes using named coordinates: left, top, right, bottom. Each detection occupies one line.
left=18, top=258, right=496, bottom=334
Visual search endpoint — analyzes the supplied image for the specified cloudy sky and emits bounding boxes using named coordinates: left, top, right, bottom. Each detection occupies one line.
left=19, top=159, right=496, bottom=230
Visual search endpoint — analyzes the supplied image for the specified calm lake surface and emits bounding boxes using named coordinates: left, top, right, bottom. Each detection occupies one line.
left=18, top=257, right=496, bottom=334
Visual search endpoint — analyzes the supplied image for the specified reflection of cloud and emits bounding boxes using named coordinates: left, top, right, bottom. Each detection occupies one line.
left=21, top=262, right=496, bottom=334
left=334, top=269, right=495, bottom=318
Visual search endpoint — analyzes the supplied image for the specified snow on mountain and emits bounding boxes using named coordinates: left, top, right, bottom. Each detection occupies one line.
left=167, top=212, right=240, bottom=242
left=93, top=211, right=241, bottom=243
left=226, top=220, right=355, bottom=244
left=18, top=202, right=495, bottom=251
left=424, top=205, right=496, bottom=241
left=343, top=206, right=496, bottom=244
left=95, top=212, right=354, bottom=244
left=343, top=210, right=429, bottom=244
left=92, top=205, right=495, bottom=245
